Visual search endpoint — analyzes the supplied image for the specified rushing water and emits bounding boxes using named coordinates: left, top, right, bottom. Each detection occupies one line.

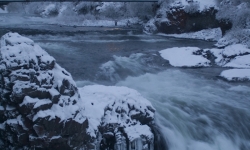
left=1, top=24, right=250, bottom=150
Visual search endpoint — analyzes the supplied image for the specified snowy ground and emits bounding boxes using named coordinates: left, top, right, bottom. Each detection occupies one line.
left=159, top=28, right=222, bottom=42
left=81, top=18, right=140, bottom=27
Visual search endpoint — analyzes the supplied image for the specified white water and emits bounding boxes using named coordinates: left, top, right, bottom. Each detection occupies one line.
left=117, top=69, right=250, bottom=150
left=2, top=26, right=249, bottom=149
left=33, top=32, right=250, bottom=150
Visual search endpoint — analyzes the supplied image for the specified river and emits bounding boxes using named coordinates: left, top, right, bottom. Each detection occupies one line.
left=1, top=23, right=250, bottom=150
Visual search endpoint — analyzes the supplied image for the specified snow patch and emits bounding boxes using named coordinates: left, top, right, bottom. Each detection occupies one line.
left=159, top=47, right=211, bottom=67
left=160, top=28, right=222, bottom=41
left=173, top=0, right=217, bottom=11
left=224, top=55, right=250, bottom=68
left=220, top=69, right=250, bottom=81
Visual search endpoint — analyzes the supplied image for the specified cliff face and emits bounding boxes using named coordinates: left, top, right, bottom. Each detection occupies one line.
left=156, top=7, right=220, bottom=34
left=0, top=32, right=92, bottom=149
left=0, top=33, right=156, bottom=150
left=145, top=0, right=232, bottom=35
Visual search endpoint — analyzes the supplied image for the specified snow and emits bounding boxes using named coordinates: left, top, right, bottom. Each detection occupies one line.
left=159, top=47, right=211, bottom=67
left=50, top=136, right=61, bottom=140
left=41, top=4, right=57, bottom=17
left=81, top=18, right=140, bottom=27
left=174, top=0, right=217, bottom=11
left=1, top=32, right=34, bottom=47
left=52, top=64, right=76, bottom=88
left=0, top=123, right=4, bottom=130
left=0, top=32, right=86, bottom=126
left=78, top=85, right=155, bottom=139
left=207, top=44, right=250, bottom=68
left=144, top=19, right=157, bottom=34
left=48, top=88, right=60, bottom=97
left=33, top=94, right=85, bottom=124
left=160, top=28, right=222, bottom=42
left=33, top=99, right=52, bottom=109
left=222, top=44, right=250, bottom=57
left=0, top=32, right=54, bottom=69
left=220, top=69, right=250, bottom=81
left=19, top=96, right=39, bottom=106
left=205, top=44, right=250, bottom=80
left=224, top=55, right=250, bottom=68
left=124, top=124, right=153, bottom=142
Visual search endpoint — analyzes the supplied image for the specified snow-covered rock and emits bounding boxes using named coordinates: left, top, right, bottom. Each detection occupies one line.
left=159, top=47, right=211, bottom=67
left=220, top=69, right=250, bottom=81
left=208, top=44, right=250, bottom=68
left=0, top=32, right=156, bottom=149
left=169, top=0, right=217, bottom=12
left=79, top=85, right=155, bottom=150
left=152, top=0, right=220, bottom=34
left=0, top=32, right=92, bottom=149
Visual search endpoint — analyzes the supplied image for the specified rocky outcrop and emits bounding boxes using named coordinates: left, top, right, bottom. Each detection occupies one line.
left=0, top=32, right=157, bottom=150
left=150, top=1, right=232, bottom=35
left=0, top=32, right=93, bottom=149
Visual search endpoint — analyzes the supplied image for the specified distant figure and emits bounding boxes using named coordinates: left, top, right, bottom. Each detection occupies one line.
left=115, top=20, right=117, bottom=26
left=127, top=20, right=131, bottom=27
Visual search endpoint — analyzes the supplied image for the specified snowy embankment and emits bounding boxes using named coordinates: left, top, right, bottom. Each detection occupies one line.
left=81, top=18, right=140, bottom=27
left=159, top=44, right=250, bottom=81
left=159, top=28, right=222, bottom=42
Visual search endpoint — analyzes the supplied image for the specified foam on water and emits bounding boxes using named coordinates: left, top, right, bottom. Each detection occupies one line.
left=116, top=69, right=250, bottom=150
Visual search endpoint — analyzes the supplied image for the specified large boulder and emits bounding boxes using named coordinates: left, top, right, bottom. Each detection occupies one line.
left=0, top=32, right=93, bottom=149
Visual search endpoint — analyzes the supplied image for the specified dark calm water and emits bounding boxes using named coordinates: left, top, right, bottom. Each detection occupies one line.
left=1, top=24, right=250, bottom=150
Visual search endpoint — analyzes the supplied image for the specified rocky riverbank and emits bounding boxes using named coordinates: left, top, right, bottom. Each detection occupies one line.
left=0, top=32, right=156, bottom=150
